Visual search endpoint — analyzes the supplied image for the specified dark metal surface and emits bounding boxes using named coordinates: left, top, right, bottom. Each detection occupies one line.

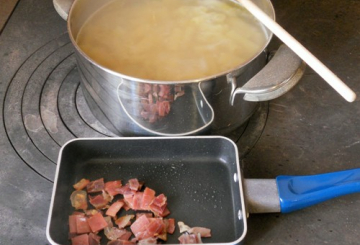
left=48, top=137, right=245, bottom=245
left=0, top=0, right=359, bottom=244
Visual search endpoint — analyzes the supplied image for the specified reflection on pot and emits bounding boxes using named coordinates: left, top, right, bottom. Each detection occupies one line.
left=137, top=84, right=185, bottom=123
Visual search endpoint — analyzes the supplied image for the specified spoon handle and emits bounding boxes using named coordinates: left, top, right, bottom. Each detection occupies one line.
left=237, top=0, right=356, bottom=102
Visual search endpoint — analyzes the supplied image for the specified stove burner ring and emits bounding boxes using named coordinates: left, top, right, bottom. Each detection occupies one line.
left=3, top=33, right=116, bottom=182
left=3, top=33, right=268, bottom=182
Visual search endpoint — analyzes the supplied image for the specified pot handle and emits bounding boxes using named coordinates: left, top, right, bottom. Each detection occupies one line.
left=230, top=44, right=306, bottom=103
left=276, top=168, right=360, bottom=213
left=53, top=0, right=74, bottom=20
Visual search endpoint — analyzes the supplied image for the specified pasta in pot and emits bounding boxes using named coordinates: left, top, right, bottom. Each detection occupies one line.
left=76, top=0, right=268, bottom=81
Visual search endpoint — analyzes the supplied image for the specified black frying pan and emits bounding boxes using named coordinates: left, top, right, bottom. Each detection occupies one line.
left=46, top=137, right=360, bottom=245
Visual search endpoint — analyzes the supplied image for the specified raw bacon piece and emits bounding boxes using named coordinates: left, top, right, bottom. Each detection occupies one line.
left=85, top=209, right=100, bottom=216
left=76, top=215, right=91, bottom=234
left=156, top=101, right=170, bottom=117
left=141, top=187, right=156, bottom=210
left=130, top=214, right=150, bottom=239
left=158, top=207, right=170, bottom=217
left=138, top=237, right=158, bottom=245
left=178, top=221, right=211, bottom=238
left=89, top=190, right=112, bottom=209
left=188, top=227, right=211, bottom=237
left=106, top=200, right=124, bottom=217
left=89, top=233, right=101, bottom=245
left=70, top=190, right=88, bottom=210
left=107, top=240, right=136, bottom=245
left=157, top=222, right=168, bottom=241
left=119, top=230, right=133, bottom=241
left=69, top=214, right=81, bottom=236
left=136, top=212, right=153, bottom=219
left=165, top=218, right=175, bottom=234
left=87, top=213, right=109, bottom=233
left=73, top=178, right=90, bottom=190
left=115, top=214, right=135, bottom=228
left=105, top=180, right=123, bottom=196
left=132, top=217, right=165, bottom=240
left=178, top=233, right=202, bottom=244
left=149, top=194, right=167, bottom=216
left=122, top=200, right=132, bottom=211
left=72, top=233, right=90, bottom=245
left=87, top=178, right=105, bottom=193
left=118, top=184, right=135, bottom=195
left=152, top=194, right=167, bottom=207
left=146, top=218, right=164, bottom=237
left=178, top=221, right=191, bottom=233
left=104, top=216, right=114, bottom=228
left=104, top=227, right=130, bottom=241
left=132, top=192, right=144, bottom=210
left=123, top=193, right=135, bottom=209
left=128, top=178, right=141, bottom=191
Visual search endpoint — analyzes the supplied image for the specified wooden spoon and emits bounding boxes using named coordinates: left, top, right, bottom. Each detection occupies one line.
left=236, top=0, right=356, bottom=102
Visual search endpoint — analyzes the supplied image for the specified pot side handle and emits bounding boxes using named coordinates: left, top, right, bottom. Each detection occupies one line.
left=230, top=44, right=306, bottom=103
left=277, top=168, right=360, bottom=213
left=53, top=0, right=74, bottom=20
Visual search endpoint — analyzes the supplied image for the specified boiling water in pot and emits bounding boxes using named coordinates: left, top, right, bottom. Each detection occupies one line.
left=76, top=0, right=269, bottom=81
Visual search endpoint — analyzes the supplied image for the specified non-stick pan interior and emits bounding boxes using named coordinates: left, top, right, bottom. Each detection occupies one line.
left=47, top=136, right=246, bottom=245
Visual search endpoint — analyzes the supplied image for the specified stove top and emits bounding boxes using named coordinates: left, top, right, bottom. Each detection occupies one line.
left=0, top=0, right=360, bottom=245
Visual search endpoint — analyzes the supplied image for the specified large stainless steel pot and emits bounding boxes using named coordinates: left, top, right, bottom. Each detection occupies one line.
left=67, top=0, right=305, bottom=136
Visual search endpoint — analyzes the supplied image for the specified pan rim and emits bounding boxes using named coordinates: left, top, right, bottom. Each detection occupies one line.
left=46, top=136, right=248, bottom=245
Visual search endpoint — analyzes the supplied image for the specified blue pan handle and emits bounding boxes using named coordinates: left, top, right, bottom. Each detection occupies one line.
left=276, top=168, right=360, bottom=213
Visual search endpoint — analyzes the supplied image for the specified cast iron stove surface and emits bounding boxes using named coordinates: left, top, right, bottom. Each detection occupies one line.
left=0, top=0, right=360, bottom=245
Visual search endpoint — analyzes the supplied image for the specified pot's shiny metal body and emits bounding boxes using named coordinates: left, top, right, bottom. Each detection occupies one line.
left=67, top=0, right=305, bottom=136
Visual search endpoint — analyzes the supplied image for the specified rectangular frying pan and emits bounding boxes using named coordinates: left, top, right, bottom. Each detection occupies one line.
left=46, top=136, right=360, bottom=245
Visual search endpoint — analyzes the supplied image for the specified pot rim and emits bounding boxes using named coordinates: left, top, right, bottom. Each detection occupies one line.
left=67, top=0, right=275, bottom=84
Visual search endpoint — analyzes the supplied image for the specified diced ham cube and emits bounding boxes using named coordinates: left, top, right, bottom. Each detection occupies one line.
left=106, top=200, right=124, bottom=217
left=71, top=234, right=89, bottom=245
left=73, top=178, right=90, bottom=191
left=105, top=180, right=123, bottom=196
left=87, top=178, right=105, bottom=193
left=87, top=213, right=108, bottom=233
left=76, top=216, right=91, bottom=234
